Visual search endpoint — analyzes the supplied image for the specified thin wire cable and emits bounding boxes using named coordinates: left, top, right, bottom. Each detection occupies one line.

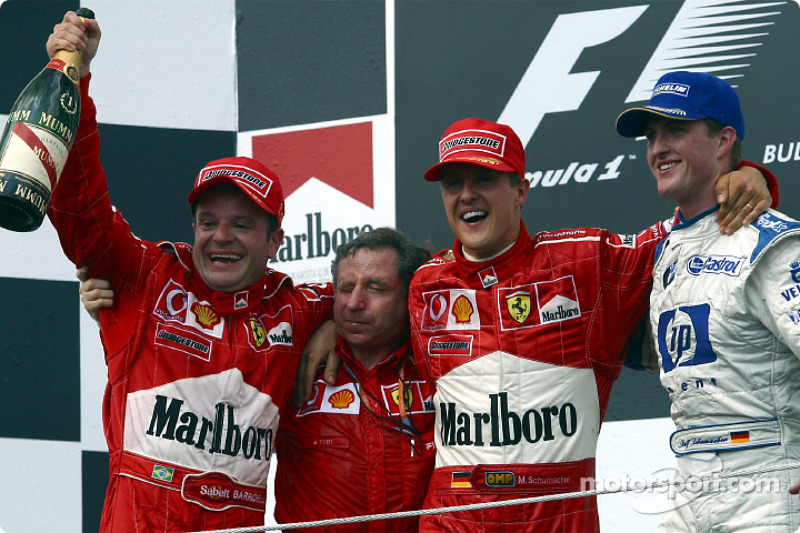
left=190, top=460, right=800, bottom=533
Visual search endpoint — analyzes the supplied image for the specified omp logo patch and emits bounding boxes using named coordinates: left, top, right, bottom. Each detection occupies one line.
left=428, top=334, right=473, bottom=357
left=422, top=289, right=480, bottom=331
left=485, top=471, right=516, bottom=488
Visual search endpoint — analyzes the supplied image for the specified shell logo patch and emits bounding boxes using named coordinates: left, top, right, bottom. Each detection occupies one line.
left=191, top=302, right=219, bottom=329
left=421, top=289, right=480, bottom=331
left=452, top=294, right=474, bottom=323
left=329, top=389, right=355, bottom=409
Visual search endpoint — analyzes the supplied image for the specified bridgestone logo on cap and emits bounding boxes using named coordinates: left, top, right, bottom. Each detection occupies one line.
left=199, top=165, right=273, bottom=200
left=439, top=129, right=506, bottom=162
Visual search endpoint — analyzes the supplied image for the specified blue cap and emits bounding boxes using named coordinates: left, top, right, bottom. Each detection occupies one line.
left=616, top=71, right=745, bottom=140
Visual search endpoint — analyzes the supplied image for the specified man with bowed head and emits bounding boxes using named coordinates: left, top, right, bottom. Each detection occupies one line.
left=408, top=115, right=776, bottom=531
left=47, top=12, right=332, bottom=532
left=274, top=227, right=436, bottom=531
left=617, top=70, right=800, bottom=532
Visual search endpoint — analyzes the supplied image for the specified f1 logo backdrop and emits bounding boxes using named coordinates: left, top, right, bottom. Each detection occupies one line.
left=397, top=0, right=800, bottom=251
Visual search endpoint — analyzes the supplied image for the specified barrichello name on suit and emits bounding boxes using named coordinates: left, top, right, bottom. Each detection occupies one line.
left=146, top=394, right=273, bottom=460
left=440, top=392, right=578, bottom=446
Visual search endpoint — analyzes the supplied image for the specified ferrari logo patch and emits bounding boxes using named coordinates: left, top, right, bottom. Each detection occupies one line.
left=249, top=317, right=266, bottom=348
left=506, top=290, right=531, bottom=324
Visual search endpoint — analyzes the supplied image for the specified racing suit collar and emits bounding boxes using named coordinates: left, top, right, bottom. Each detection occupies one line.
left=190, top=267, right=269, bottom=317
left=675, top=204, right=720, bottom=230
left=450, top=220, right=530, bottom=287
left=335, top=336, right=413, bottom=378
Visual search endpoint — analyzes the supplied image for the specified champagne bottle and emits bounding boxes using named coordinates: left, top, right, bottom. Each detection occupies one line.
left=0, top=7, right=95, bottom=232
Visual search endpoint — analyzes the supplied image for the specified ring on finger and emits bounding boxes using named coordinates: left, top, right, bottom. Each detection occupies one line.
left=744, top=203, right=754, bottom=210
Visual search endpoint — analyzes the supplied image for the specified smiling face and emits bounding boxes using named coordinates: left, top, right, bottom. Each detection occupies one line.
left=644, top=117, right=735, bottom=218
left=333, top=247, right=409, bottom=369
left=440, top=163, right=529, bottom=259
left=191, top=186, right=283, bottom=292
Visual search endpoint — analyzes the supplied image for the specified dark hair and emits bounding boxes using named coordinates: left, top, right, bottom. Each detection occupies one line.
left=331, top=227, right=432, bottom=291
left=703, top=117, right=742, bottom=168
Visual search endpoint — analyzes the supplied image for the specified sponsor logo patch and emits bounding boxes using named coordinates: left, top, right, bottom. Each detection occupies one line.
left=485, top=471, right=516, bottom=488
left=381, top=381, right=434, bottom=415
left=686, top=255, right=744, bottom=277
left=154, top=323, right=213, bottom=361
left=536, top=276, right=581, bottom=325
left=234, top=290, right=249, bottom=310
left=249, top=318, right=266, bottom=348
left=428, top=334, right=473, bottom=357
left=663, top=261, right=677, bottom=289
left=266, top=322, right=293, bottom=346
left=199, top=163, right=274, bottom=205
left=296, top=382, right=361, bottom=417
left=154, top=280, right=189, bottom=323
left=248, top=305, right=295, bottom=352
left=422, top=290, right=480, bottom=331
left=657, top=303, right=718, bottom=372
left=497, top=278, right=580, bottom=330
left=182, top=471, right=267, bottom=512
left=652, top=82, right=690, bottom=97
left=790, top=261, right=800, bottom=283
left=608, top=233, right=636, bottom=249
left=439, top=129, right=507, bottom=162
left=478, top=267, right=498, bottom=288
left=191, top=302, right=220, bottom=329
left=505, top=290, right=531, bottom=324
left=329, top=388, right=356, bottom=409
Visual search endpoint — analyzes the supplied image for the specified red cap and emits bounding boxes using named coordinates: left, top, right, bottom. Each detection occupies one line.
left=423, top=118, right=526, bottom=181
left=187, top=156, right=285, bottom=226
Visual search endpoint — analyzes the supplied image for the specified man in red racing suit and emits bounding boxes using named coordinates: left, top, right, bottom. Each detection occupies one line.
left=408, top=117, right=776, bottom=532
left=275, top=228, right=436, bottom=532
left=276, top=338, right=435, bottom=531
left=46, top=13, right=332, bottom=532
